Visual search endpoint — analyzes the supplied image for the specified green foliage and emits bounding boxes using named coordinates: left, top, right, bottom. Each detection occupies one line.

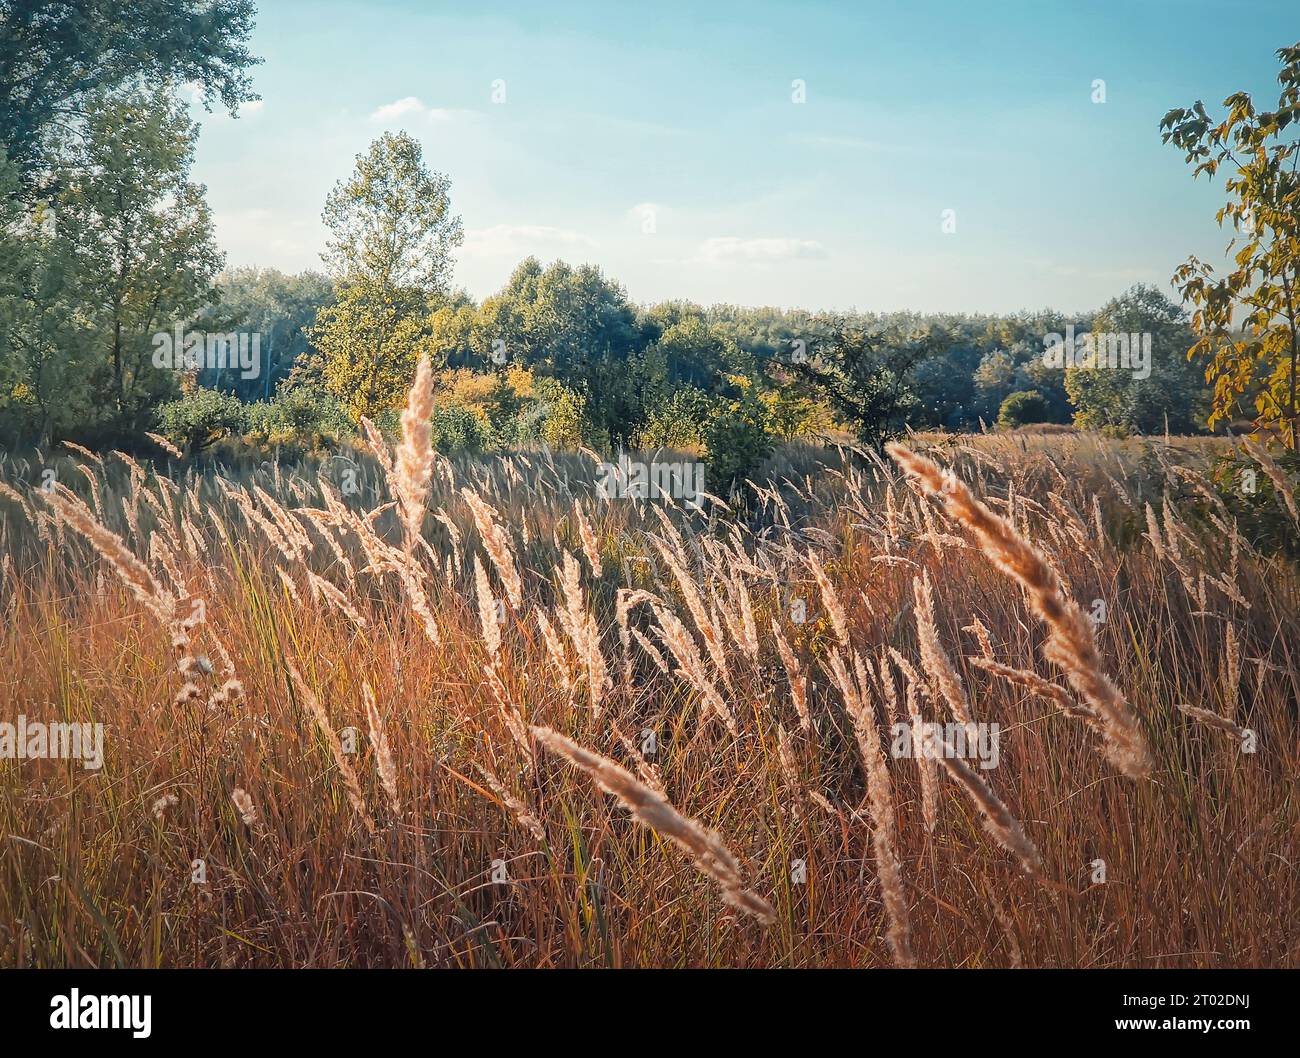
left=429, top=401, right=494, bottom=455
left=197, top=268, right=332, bottom=401
left=759, top=386, right=833, bottom=441
left=244, top=388, right=353, bottom=447
left=0, top=151, right=84, bottom=447
left=792, top=318, right=930, bottom=449
left=997, top=389, right=1049, bottom=429
left=525, top=376, right=592, bottom=450
left=703, top=389, right=774, bottom=494
left=0, top=1, right=260, bottom=189
left=1064, top=285, right=1205, bottom=433
left=431, top=257, right=648, bottom=444
left=969, top=322, right=1077, bottom=428
left=321, top=131, right=462, bottom=291
left=1065, top=367, right=1132, bottom=433
left=158, top=387, right=246, bottom=453
left=0, top=88, right=222, bottom=447
left=305, top=132, right=462, bottom=423
left=306, top=279, right=433, bottom=423
left=420, top=368, right=596, bottom=454
left=1162, top=42, right=1300, bottom=447
left=1207, top=446, right=1300, bottom=559
left=635, top=387, right=714, bottom=451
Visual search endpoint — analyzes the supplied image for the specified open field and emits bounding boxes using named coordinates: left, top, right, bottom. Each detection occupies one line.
left=0, top=427, right=1296, bottom=968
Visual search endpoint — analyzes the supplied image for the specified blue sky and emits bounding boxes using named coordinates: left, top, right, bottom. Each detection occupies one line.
left=188, top=0, right=1298, bottom=313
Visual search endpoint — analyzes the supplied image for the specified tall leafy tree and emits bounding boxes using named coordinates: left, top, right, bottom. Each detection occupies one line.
left=321, top=131, right=462, bottom=291
left=306, top=282, right=434, bottom=423
left=1161, top=42, right=1300, bottom=447
left=430, top=257, right=649, bottom=443
left=1, top=89, right=221, bottom=445
left=793, top=318, right=932, bottom=450
left=58, top=89, right=222, bottom=440
left=307, top=132, right=462, bottom=421
left=0, top=0, right=260, bottom=190
left=1065, top=285, right=1204, bottom=434
left=0, top=148, right=84, bottom=446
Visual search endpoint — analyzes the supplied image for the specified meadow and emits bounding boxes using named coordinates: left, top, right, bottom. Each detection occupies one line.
left=0, top=376, right=1296, bottom=968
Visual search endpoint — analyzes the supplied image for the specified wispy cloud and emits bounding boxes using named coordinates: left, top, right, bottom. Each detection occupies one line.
left=369, top=97, right=474, bottom=124
left=460, top=224, right=597, bottom=258
left=370, top=96, right=427, bottom=122
left=695, top=237, right=827, bottom=264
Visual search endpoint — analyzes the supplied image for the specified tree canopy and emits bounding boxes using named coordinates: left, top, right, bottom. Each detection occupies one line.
left=0, top=0, right=261, bottom=190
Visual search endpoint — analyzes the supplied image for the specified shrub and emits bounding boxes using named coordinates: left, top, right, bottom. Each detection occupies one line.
left=759, top=388, right=835, bottom=440
left=703, top=395, right=774, bottom=494
left=273, top=388, right=352, bottom=437
left=243, top=388, right=353, bottom=447
left=429, top=400, right=493, bottom=454
left=1208, top=445, right=1300, bottom=559
left=997, top=389, right=1049, bottom=429
left=157, top=388, right=246, bottom=453
left=519, top=377, right=592, bottom=450
left=635, top=387, right=713, bottom=451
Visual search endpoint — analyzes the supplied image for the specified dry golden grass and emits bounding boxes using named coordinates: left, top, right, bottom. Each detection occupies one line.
left=0, top=420, right=1296, bottom=968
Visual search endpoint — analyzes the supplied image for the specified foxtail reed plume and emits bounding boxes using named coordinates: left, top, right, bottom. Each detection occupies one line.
left=144, top=432, right=182, bottom=459
left=531, top=726, right=775, bottom=924
left=363, top=681, right=401, bottom=816
left=806, top=547, right=850, bottom=647
left=888, top=442, right=1152, bottom=779
left=771, top=618, right=810, bottom=732
left=969, top=656, right=1093, bottom=720
left=395, top=354, right=435, bottom=552
left=230, top=787, right=258, bottom=827
left=288, top=662, right=377, bottom=835
left=827, top=649, right=916, bottom=967
left=912, top=570, right=974, bottom=728
left=573, top=500, right=602, bottom=577
left=462, top=488, right=524, bottom=609
left=1242, top=436, right=1299, bottom=525
left=1177, top=703, right=1251, bottom=742
left=934, top=735, right=1041, bottom=876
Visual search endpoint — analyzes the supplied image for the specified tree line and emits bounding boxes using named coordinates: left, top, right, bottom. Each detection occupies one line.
left=2, top=5, right=1297, bottom=480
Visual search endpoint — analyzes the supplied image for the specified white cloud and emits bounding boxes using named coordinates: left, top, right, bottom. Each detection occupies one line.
left=241, top=99, right=265, bottom=115
left=460, top=224, right=597, bottom=258
left=368, top=98, right=474, bottom=125
left=695, top=237, right=826, bottom=264
left=370, top=96, right=427, bottom=122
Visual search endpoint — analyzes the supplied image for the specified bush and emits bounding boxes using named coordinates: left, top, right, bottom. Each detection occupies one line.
left=157, top=388, right=246, bottom=453
left=529, top=376, right=592, bottom=450
left=1208, top=445, right=1300, bottom=559
left=273, top=388, right=352, bottom=437
left=703, top=395, right=774, bottom=494
left=759, top=387, right=835, bottom=440
left=997, top=389, right=1049, bottom=429
left=429, top=401, right=493, bottom=454
left=244, top=388, right=353, bottom=449
left=635, top=387, right=713, bottom=451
